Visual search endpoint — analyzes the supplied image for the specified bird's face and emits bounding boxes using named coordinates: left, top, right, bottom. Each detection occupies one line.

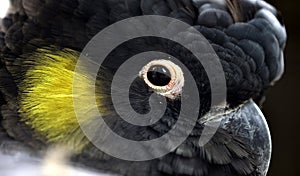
left=0, top=0, right=286, bottom=176
left=17, top=38, right=208, bottom=152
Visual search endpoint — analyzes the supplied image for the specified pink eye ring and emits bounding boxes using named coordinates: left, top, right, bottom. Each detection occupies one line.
left=139, top=59, right=184, bottom=99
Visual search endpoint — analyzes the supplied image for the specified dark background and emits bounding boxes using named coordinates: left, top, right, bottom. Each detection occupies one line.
left=264, top=0, right=298, bottom=175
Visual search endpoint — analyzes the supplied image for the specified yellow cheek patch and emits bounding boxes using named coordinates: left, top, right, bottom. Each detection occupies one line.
left=18, top=47, right=104, bottom=151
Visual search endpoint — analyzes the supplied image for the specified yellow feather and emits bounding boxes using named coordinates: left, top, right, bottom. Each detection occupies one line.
left=18, top=47, right=107, bottom=151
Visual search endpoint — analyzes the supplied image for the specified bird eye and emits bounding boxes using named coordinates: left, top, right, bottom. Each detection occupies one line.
left=147, top=65, right=171, bottom=86
left=139, top=59, right=184, bottom=99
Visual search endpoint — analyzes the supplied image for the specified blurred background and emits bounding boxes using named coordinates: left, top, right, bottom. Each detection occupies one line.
left=0, top=0, right=298, bottom=176
left=264, top=0, right=298, bottom=176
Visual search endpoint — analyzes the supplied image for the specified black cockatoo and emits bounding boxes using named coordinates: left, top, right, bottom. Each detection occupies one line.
left=0, top=0, right=286, bottom=176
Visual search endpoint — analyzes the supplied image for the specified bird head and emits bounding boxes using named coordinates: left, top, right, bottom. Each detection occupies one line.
left=0, top=0, right=286, bottom=176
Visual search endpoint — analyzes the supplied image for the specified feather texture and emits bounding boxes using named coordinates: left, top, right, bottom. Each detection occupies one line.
left=0, top=0, right=285, bottom=176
